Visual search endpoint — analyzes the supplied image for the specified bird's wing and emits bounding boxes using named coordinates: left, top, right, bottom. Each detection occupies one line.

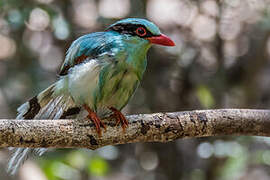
left=59, top=32, right=118, bottom=76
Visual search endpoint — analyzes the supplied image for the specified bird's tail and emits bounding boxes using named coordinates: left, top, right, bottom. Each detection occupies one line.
left=7, top=82, right=80, bottom=174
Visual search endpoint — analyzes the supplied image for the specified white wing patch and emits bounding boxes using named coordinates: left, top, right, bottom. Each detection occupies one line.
left=68, top=59, right=101, bottom=109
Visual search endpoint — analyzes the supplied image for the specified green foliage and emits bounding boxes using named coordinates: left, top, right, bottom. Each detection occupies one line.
left=40, top=150, right=110, bottom=179
left=218, top=151, right=248, bottom=180
left=196, top=85, right=215, bottom=108
left=65, top=151, right=87, bottom=170
left=88, top=156, right=109, bottom=176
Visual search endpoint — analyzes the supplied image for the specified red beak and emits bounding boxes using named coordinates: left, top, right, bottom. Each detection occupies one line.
left=147, top=34, right=175, bottom=46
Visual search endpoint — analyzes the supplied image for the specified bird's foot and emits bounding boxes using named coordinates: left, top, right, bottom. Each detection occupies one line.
left=109, top=107, right=128, bottom=132
left=83, top=105, right=106, bottom=136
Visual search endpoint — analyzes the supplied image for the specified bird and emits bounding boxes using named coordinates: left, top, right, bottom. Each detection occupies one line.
left=7, top=18, right=175, bottom=174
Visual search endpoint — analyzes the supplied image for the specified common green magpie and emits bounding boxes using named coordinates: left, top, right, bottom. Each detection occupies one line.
left=8, top=18, right=175, bottom=174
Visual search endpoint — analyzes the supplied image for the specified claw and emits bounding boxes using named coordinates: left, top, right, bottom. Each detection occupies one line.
left=83, top=105, right=106, bottom=136
left=109, top=107, right=128, bottom=132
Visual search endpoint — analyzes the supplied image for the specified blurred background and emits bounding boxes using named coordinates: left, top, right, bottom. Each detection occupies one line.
left=1, top=0, right=270, bottom=179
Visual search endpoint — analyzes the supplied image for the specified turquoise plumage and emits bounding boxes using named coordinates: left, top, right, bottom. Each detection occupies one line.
left=62, top=31, right=148, bottom=110
left=7, top=18, right=175, bottom=174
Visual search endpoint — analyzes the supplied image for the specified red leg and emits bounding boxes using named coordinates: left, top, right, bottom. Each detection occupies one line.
left=109, top=107, right=128, bottom=132
left=83, top=105, right=106, bottom=136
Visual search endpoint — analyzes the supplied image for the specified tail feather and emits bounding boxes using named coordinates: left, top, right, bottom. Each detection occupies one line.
left=7, top=82, right=80, bottom=174
left=8, top=148, right=30, bottom=175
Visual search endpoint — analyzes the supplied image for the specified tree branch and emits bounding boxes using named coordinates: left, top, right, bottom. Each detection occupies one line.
left=1, top=109, right=270, bottom=149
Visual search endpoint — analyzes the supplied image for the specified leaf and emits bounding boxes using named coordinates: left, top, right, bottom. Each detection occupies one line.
left=88, top=157, right=109, bottom=176
left=196, top=85, right=215, bottom=108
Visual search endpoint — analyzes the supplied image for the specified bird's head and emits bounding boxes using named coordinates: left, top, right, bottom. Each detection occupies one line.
left=106, top=18, right=175, bottom=47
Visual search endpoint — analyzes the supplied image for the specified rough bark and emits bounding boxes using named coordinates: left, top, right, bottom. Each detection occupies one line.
left=0, top=109, right=270, bottom=149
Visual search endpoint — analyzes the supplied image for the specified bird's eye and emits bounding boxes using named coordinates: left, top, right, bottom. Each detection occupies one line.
left=136, top=27, right=147, bottom=37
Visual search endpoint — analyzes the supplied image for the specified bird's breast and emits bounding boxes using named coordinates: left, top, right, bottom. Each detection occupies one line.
left=97, top=63, right=140, bottom=110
